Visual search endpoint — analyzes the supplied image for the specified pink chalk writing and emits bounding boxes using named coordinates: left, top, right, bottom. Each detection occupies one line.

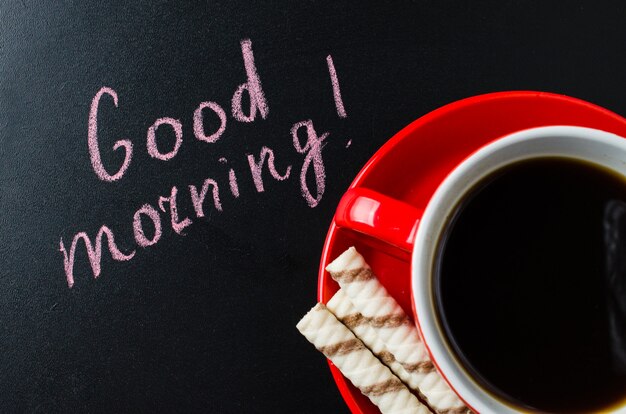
left=231, top=39, right=269, bottom=122
left=291, top=120, right=328, bottom=208
left=133, top=204, right=162, bottom=247
left=219, top=157, right=240, bottom=197
left=326, top=55, right=347, bottom=118
left=247, top=147, right=292, bottom=192
left=147, top=117, right=183, bottom=161
left=63, top=38, right=352, bottom=287
left=59, top=226, right=136, bottom=288
left=88, top=87, right=134, bottom=182
left=194, top=101, right=227, bottom=143
left=189, top=179, right=222, bottom=217
left=158, top=186, right=192, bottom=235
left=228, top=168, right=240, bottom=198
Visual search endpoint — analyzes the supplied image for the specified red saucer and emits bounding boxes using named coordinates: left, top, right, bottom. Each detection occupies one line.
left=317, top=91, right=626, bottom=414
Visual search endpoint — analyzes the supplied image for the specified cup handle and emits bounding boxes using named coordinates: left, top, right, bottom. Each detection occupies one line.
left=335, top=188, right=424, bottom=253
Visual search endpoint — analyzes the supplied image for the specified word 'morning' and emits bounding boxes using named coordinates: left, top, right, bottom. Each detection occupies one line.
left=61, top=117, right=330, bottom=288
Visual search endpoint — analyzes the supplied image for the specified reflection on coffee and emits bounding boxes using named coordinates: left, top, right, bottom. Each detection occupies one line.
left=435, top=157, right=626, bottom=412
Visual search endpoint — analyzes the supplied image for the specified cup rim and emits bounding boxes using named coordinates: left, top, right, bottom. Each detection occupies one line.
left=411, top=125, right=626, bottom=414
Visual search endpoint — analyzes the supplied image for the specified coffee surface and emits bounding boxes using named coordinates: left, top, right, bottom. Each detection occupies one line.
left=436, top=157, right=626, bottom=412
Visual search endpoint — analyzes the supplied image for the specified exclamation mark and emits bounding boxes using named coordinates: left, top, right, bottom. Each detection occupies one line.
left=326, top=55, right=347, bottom=119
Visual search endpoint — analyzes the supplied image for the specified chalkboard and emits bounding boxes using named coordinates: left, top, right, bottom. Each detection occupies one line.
left=2, top=1, right=626, bottom=412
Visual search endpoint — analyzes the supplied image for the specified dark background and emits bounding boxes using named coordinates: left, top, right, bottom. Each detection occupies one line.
left=2, top=1, right=626, bottom=413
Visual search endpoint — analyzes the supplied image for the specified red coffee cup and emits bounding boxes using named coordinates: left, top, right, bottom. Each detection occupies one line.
left=318, top=91, right=626, bottom=414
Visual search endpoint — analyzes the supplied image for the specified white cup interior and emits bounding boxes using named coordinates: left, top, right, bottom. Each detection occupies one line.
left=412, top=126, right=626, bottom=413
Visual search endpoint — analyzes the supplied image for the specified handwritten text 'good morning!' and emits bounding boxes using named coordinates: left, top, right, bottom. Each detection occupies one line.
left=59, top=39, right=348, bottom=288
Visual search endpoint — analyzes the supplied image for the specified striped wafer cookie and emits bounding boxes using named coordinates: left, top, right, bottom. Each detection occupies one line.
left=326, top=289, right=414, bottom=389
left=297, top=303, right=430, bottom=414
left=326, top=247, right=470, bottom=414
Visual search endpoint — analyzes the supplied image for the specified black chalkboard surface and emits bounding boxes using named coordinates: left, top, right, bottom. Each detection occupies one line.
left=3, top=1, right=626, bottom=413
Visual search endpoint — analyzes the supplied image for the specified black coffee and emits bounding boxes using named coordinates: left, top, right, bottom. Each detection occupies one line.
left=436, top=157, right=626, bottom=412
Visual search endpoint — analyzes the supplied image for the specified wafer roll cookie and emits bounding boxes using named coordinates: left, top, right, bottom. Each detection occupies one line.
left=297, top=303, right=430, bottom=414
left=326, top=289, right=413, bottom=388
left=327, top=247, right=470, bottom=414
